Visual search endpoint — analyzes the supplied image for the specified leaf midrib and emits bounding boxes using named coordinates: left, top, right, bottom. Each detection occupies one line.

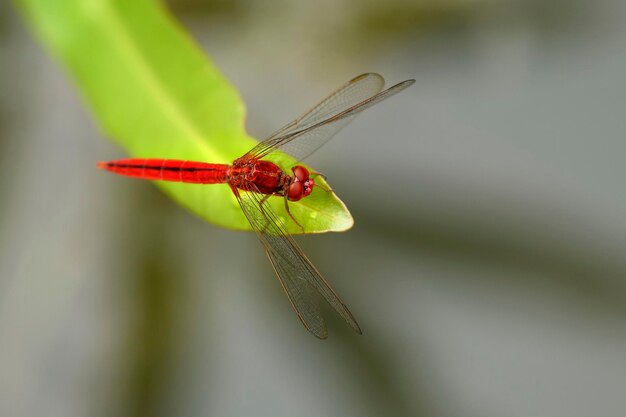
left=97, top=1, right=218, bottom=160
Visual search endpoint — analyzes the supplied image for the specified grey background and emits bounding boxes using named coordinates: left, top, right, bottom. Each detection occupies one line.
left=2, top=1, right=626, bottom=416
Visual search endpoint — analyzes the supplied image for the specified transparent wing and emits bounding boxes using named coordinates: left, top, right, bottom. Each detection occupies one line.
left=265, top=73, right=385, bottom=141
left=242, top=74, right=415, bottom=162
left=265, top=249, right=326, bottom=338
left=230, top=184, right=361, bottom=338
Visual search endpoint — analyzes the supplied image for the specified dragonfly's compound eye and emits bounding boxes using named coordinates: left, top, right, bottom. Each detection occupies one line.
left=292, top=166, right=309, bottom=182
left=287, top=181, right=304, bottom=201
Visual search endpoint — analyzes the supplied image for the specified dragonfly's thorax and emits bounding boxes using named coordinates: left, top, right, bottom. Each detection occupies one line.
left=229, top=159, right=291, bottom=195
left=228, top=160, right=314, bottom=200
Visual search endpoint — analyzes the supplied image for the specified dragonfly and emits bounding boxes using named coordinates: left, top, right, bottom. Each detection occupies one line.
left=98, top=73, right=415, bottom=338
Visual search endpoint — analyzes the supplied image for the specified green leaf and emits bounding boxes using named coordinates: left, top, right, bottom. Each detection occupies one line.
left=16, top=0, right=353, bottom=234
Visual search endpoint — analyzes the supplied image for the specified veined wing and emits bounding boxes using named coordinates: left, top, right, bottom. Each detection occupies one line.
left=242, top=74, right=415, bottom=162
left=230, top=184, right=361, bottom=339
left=265, top=73, right=384, bottom=141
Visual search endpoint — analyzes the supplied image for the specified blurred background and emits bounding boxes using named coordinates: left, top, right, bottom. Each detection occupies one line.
left=2, top=0, right=626, bottom=416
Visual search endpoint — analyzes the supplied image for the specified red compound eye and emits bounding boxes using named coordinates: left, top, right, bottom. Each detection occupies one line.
left=292, top=166, right=309, bottom=182
left=287, top=181, right=304, bottom=201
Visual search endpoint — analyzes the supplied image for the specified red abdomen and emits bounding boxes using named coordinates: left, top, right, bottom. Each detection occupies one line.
left=98, top=159, right=229, bottom=184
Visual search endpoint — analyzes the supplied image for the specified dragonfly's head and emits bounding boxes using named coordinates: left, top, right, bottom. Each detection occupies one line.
left=287, top=166, right=314, bottom=202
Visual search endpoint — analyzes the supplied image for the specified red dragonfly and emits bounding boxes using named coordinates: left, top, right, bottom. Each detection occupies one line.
left=98, top=73, right=414, bottom=338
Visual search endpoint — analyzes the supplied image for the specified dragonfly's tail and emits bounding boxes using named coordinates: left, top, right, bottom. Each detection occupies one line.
left=97, top=158, right=230, bottom=184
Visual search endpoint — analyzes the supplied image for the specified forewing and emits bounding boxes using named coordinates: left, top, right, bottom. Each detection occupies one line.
left=231, top=185, right=361, bottom=338
left=266, top=73, right=385, bottom=143
left=242, top=73, right=388, bottom=162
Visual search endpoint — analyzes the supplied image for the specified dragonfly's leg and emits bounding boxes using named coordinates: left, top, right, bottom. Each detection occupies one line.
left=310, top=170, right=328, bottom=181
left=284, top=196, right=305, bottom=233
left=311, top=171, right=335, bottom=194
left=259, top=194, right=271, bottom=206
left=315, top=182, right=334, bottom=194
